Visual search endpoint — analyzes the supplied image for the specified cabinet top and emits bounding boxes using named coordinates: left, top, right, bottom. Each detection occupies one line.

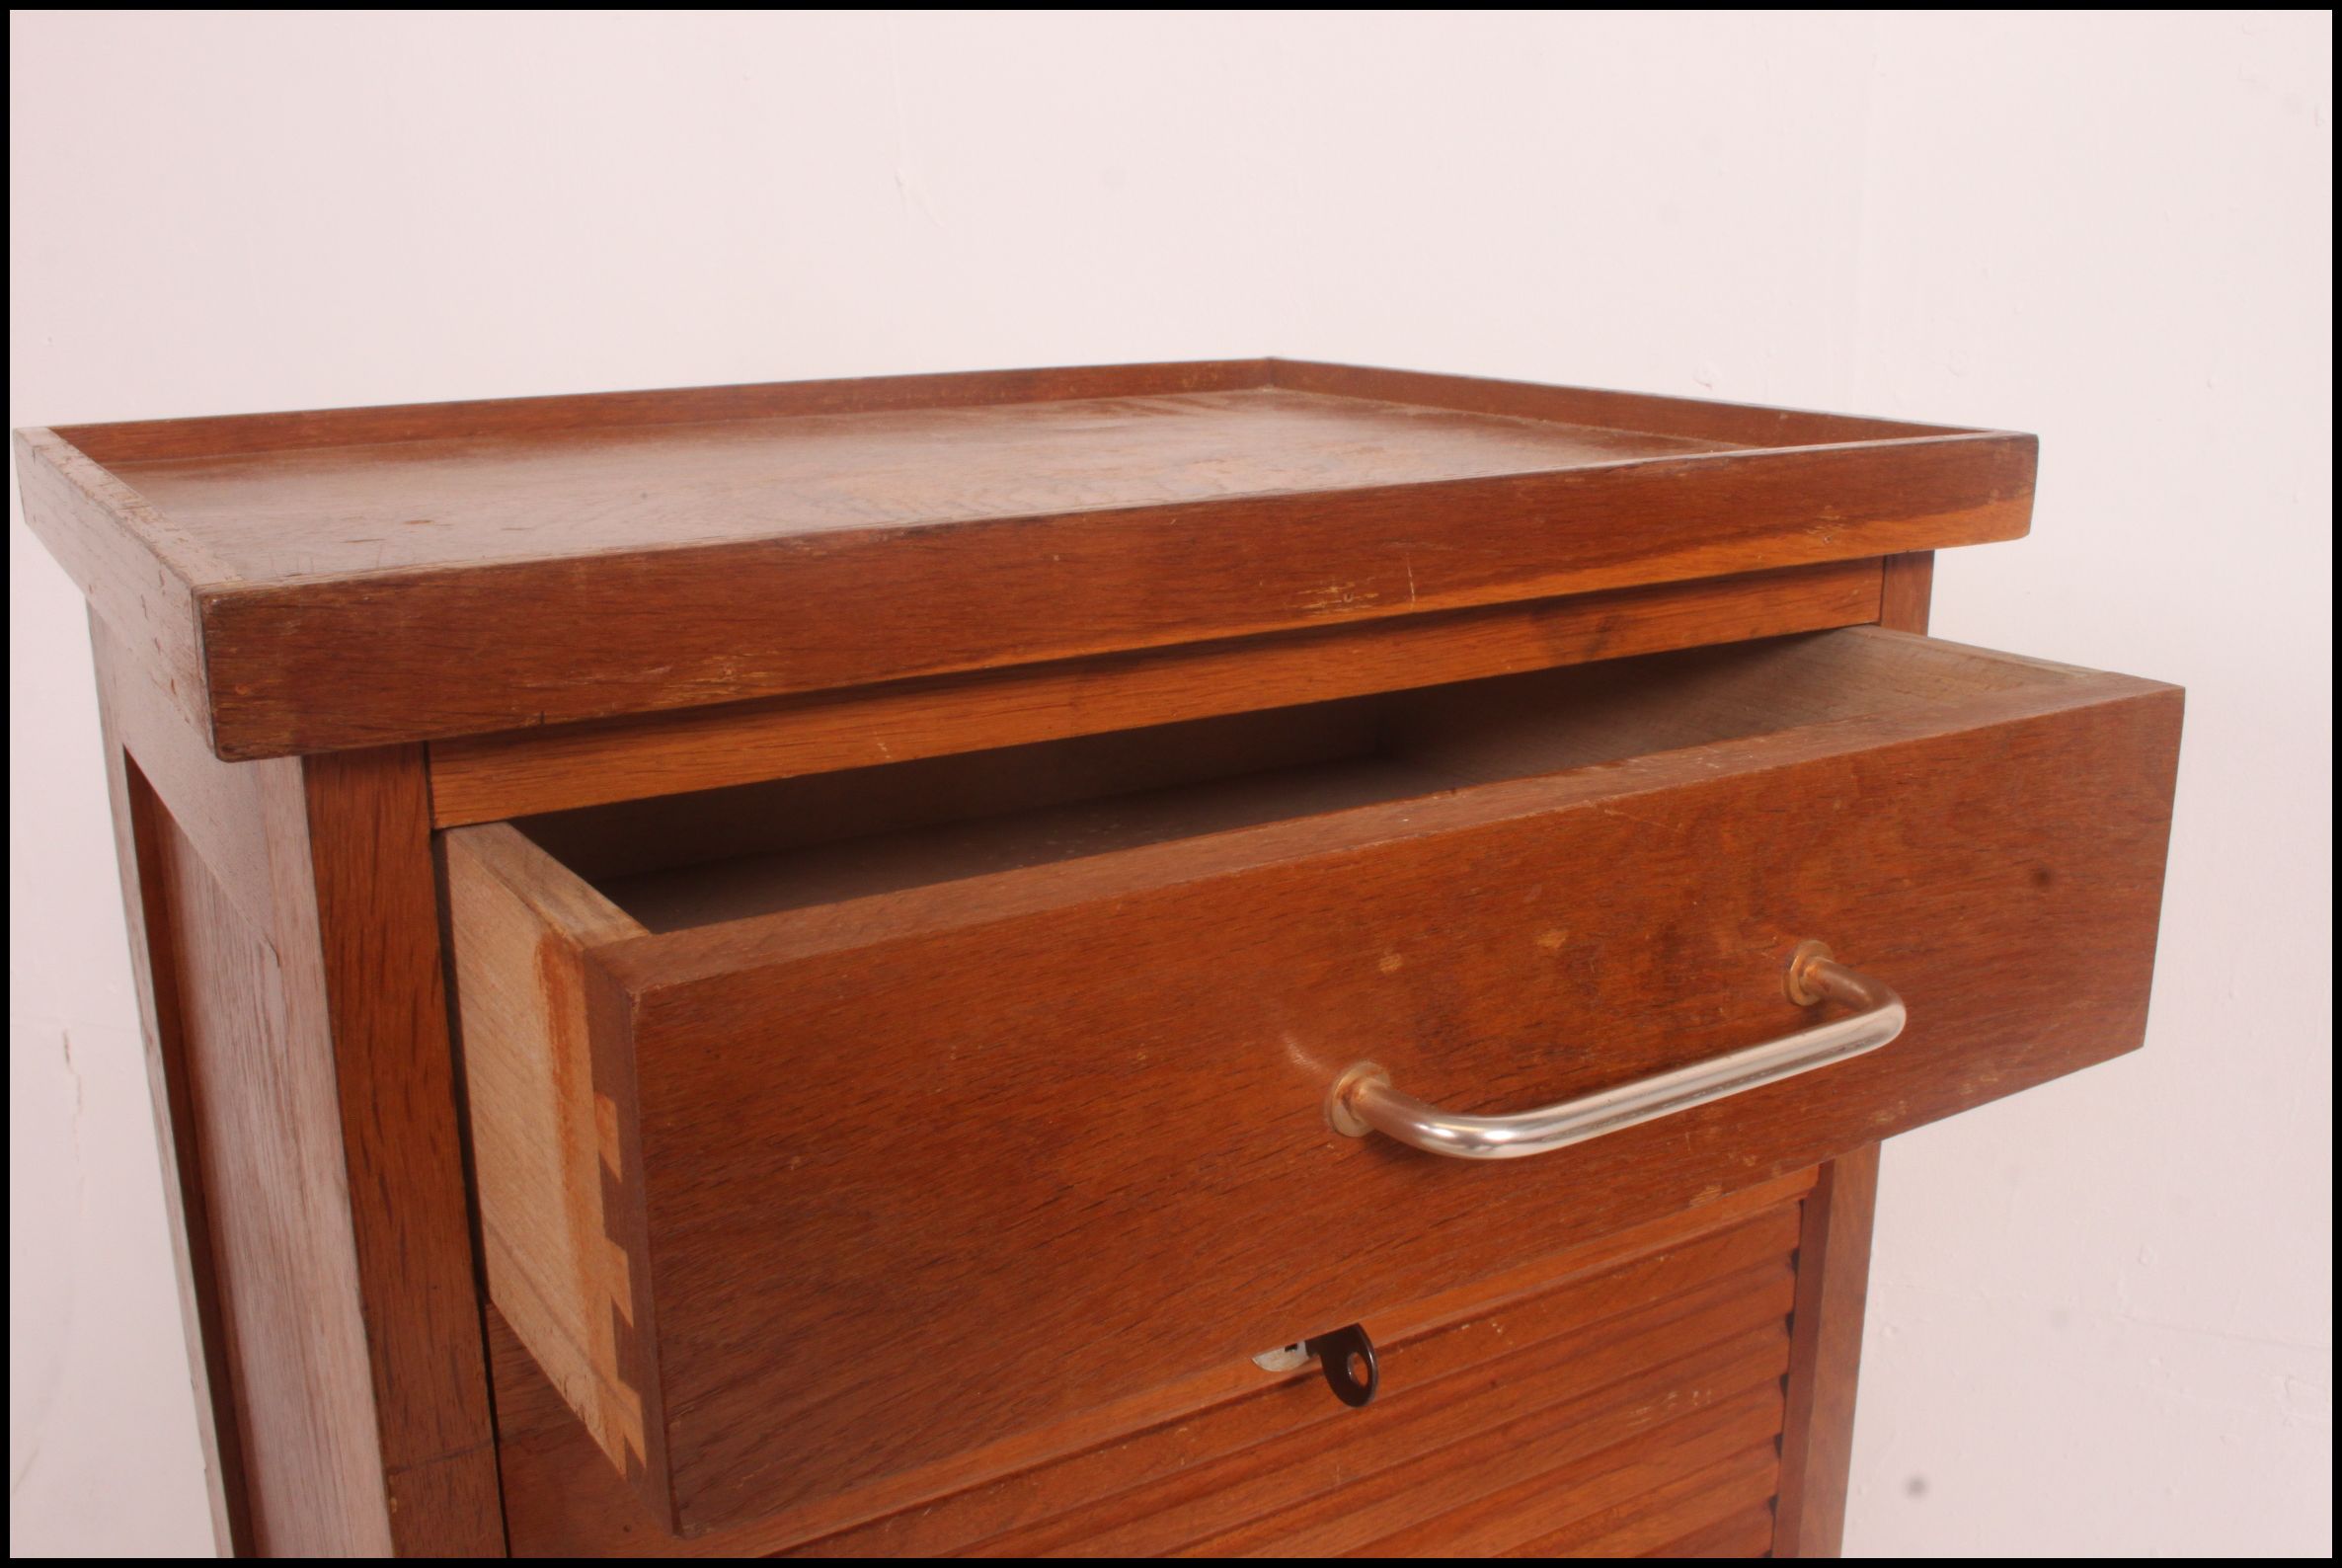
left=17, top=358, right=2033, bottom=760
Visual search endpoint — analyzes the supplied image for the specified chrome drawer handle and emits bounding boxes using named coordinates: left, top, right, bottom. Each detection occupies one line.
left=1328, top=942, right=1905, bottom=1161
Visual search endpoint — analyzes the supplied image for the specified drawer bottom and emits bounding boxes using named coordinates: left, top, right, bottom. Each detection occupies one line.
left=496, top=1170, right=1833, bottom=1558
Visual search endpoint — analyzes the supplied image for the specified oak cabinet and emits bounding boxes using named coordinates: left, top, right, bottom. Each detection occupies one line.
left=18, top=360, right=2177, bottom=1557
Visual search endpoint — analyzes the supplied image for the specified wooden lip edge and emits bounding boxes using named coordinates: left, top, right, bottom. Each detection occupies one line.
left=39, top=359, right=1280, bottom=464
left=36, top=356, right=2016, bottom=465
left=588, top=659, right=2186, bottom=996
left=1266, top=357, right=2006, bottom=442
left=188, top=429, right=2038, bottom=612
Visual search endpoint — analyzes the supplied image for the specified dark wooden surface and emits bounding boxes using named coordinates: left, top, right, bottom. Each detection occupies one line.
left=16, top=360, right=2033, bottom=760
left=89, top=623, right=503, bottom=1556
left=491, top=1173, right=1816, bottom=1556
left=448, top=627, right=2179, bottom=1533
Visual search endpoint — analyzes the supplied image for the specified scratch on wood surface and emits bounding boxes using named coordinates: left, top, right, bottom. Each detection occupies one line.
left=1300, top=582, right=1380, bottom=615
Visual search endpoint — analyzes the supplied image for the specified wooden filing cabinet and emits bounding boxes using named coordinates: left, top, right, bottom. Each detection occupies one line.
left=16, top=359, right=2182, bottom=1557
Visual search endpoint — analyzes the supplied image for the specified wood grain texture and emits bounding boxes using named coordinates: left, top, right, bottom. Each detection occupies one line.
left=54, top=359, right=1279, bottom=464
left=1773, top=1143, right=1883, bottom=1558
left=17, top=360, right=2034, bottom=759
left=147, top=802, right=393, bottom=1554
left=95, top=614, right=277, bottom=930
left=1879, top=550, right=1936, bottom=634
left=183, top=429, right=2033, bottom=760
left=522, top=696, right=1390, bottom=898
left=98, top=723, right=250, bottom=1554
left=960, top=1276, right=1794, bottom=1559
left=112, top=386, right=1736, bottom=576
left=446, top=627, right=2179, bottom=1534
left=1650, top=1500, right=1781, bottom=1558
left=90, top=624, right=503, bottom=1556
left=1358, top=1389, right=1784, bottom=1558
left=427, top=560, right=1883, bottom=825
left=441, top=824, right=659, bottom=1507
left=295, top=749, right=506, bottom=1553
left=493, top=1183, right=1810, bottom=1556
left=1269, top=356, right=1960, bottom=445
left=15, top=427, right=224, bottom=743
left=1509, top=1440, right=1783, bottom=1558
left=536, top=626, right=2090, bottom=931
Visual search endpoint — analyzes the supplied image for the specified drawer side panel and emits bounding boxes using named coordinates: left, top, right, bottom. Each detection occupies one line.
left=442, top=824, right=665, bottom=1517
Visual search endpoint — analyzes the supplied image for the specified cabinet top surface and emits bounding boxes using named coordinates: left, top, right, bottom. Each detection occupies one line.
left=96, top=385, right=1736, bottom=584
left=16, top=358, right=2034, bottom=760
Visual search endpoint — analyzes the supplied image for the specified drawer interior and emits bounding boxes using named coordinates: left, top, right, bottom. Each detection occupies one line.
left=516, top=627, right=2055, bottom=934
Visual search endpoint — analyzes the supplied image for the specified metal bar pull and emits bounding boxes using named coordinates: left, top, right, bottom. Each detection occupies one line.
left=1327, top=942, right=1905, bottom=1162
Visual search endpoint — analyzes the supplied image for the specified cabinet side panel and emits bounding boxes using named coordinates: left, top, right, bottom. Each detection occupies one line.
left=146, top=792, right=395, bottom=1555
left=91, top=621, right=504, bottom=1556
left=100, top=734, right=252, bottom=1555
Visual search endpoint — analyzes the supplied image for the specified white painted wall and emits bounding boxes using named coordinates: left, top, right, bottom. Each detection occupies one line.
left=9, top=11, right=2328, bottom=1557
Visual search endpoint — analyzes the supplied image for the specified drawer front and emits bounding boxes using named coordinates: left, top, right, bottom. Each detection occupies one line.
left=444, top=629, right=2181, bottom=1534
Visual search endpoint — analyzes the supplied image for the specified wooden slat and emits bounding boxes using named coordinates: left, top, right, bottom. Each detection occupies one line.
left=1647, top=1499, right=1779, bottom=1558
left=954, top=1265, right=1797, bottom=1558
left=1163, top=1321, right=1791, bottom=1560
left=1357, top=1384, right=1785, bottom=1557
left=497, top=1178, right=1812, bottom=1557
left=786, top=1201, right=1799, bottom=1558
left=1511, top=1444, right=1784, bottom=1558
left=426, top=563, right=1884, bottom=823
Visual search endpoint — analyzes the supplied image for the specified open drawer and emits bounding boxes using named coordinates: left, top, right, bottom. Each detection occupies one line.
left=441, top=627, right=2180, bottom=1535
